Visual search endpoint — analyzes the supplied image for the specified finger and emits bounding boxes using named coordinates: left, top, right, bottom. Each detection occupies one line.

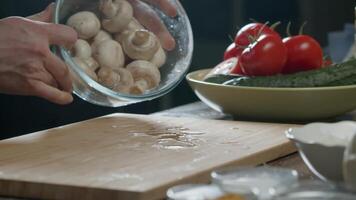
left=27, top=3, right=55, bottom=22
left=36, top=70, right=59, bottom=88
left=30, top=80, right=73, bottom=105
left=42, top=23, right=78, bottom=49
left=129, top=0, right=176, bottom=50
left=44, top=51, right=73, bottom=93
left=143, top=0, right=177, bottom=17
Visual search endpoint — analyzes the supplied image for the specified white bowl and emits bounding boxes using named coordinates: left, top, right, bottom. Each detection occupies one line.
left=343, top=134, right=356, bottom=190
left=286, top=121, right=356, bottom=182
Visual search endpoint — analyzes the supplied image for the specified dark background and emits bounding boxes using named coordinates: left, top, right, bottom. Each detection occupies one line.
left=0, top=0, right=354, bottom=139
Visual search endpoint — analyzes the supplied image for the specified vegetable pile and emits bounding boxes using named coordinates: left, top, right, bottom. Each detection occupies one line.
left=66, top=0, right=167, bottom=95
left=203, top=22, right=356, bottom=88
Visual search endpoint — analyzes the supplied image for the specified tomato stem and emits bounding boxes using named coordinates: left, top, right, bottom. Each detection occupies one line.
left=228, top=34, right=234, bottom=43
left=270, top=21, right=281, bottom=30
left=256, top=21, right=270, bottom=39
left=249, top=18, right=259, bottom=23
left=247, top=34, right=255, bottom=44
left=286, top=21, right=292, bottom=37
left=299, top=21, right=308, bottom=35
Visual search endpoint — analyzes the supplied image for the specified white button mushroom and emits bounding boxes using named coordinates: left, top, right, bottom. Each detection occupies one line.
left=66, top=11, right=101, bottom=40
left=83, top=57, right=99, bottom=72
left=97, top=67, right=134, bottom=93
left=150, top=46, right=167, bottom=68
left=72, top=39, right=92, bottom=59
left=91, top=30, right=113, bottom=52
left=93, top=30, right=112, bottom=43
left=126, top=60, right=161, bottom=94
left=73, top=57, right=98, bottom=81
left=114, top=18, right=145, bottom=44
left=122, top=30, right=160, bottom=60
left=97, top=67, right=121, bottom=90
left=93, top=39, right=125, bottom=69
left=100, top=0, right=133, bottom=33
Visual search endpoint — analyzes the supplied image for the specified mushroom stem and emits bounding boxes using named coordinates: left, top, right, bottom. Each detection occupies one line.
left=99, top=0, right=118, bottom=18
left=73, top=57, right=98, bottom=81
left=122, top=30, right=160, bottom=60
left=132, top=31, right=149, bottom=46
left=126, top=60, right=161, bottom=94
left=100, top=0, right=133, bottom=33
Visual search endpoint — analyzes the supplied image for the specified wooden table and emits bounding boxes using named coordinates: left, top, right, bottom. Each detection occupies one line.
left=5, top=101, right=348, bottom=200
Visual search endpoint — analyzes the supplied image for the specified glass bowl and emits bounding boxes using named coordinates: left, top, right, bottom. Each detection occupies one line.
left=54, top=0, right=193, bottom=107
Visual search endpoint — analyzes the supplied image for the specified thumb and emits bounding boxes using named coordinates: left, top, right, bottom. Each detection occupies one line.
left=27, top=3, right=55, bottom=22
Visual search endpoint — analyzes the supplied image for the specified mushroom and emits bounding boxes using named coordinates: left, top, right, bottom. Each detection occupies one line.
left=97, top=67, right=120, bottom=90
left=122, top=30, right=160, bottom=60
left=114, top=18, right=145, bottom=44
left=100, top=0, right=133, bottom=33
left=73, top=57, right=98, bottom=81
left=91, top=30, right=112, bottom=52
left=83, top=57, right=99, bottom=72
left=126, top=60, right=161, bottom=94
left=150, top=46, right=166, bottom=68
left=97, top=67, right=134, bottom=93
left=66, top=11, right=101, bottom=39
left=72, top=39, right=92, bottom=59
left=93, top=39, right=125, bottom=69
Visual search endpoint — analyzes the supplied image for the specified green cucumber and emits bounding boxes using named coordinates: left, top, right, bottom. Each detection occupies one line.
left=223, top=59, right=356, bottom=87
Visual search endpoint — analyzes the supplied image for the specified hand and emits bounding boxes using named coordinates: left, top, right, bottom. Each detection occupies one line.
left=127, top=0, right=177, bottom=51
left=0, top=3, right=78, bottom=105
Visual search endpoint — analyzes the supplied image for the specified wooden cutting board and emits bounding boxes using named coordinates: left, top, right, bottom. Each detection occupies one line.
left=0, top=114, right=298, bottom=200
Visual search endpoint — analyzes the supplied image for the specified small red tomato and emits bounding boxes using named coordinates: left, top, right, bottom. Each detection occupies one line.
left=282, top=35, right=323, bottom=74
left=235, top=23, right=281, bottom=47
left=223, top=43, right=243, bottom=60
left=230, top=58, right=244, bottom=75
left=240, top=34, right=287, bottom=76
left=206, top=57, right=239, bottom=77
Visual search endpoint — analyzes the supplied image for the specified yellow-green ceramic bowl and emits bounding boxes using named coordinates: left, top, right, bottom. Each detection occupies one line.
left=186, top=69, right=356, bottom=122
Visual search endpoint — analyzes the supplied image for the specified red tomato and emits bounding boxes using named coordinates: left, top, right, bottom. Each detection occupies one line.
left=230, top=58, right=244, bottom=75
left=235, top=23, right=280, bottom=47
left=240, top=34, right=287, bottom=76
left=223, top=43, right=243, bottom=60
left=206, top=57, right=239, bottom=77
left=282, top=35, right=323, bottom=74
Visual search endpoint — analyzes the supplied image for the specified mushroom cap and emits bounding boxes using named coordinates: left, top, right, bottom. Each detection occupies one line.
left=66, top=11, right=101, bottom=39
left=113, top=68, right=135, bottom=93
left=150, top=46, right=167, bottom=68
left=93, top=30, right=112, bottom=44
left=125, top=18, right=145, bottom=32
left=97, top=67, right=121, bottom=90
left=126, top=60, right=161, bottom=94
left=114, top=18, right=145, bottom=44
left=102, top=0, right=133, bottom=33
left=97, top=67, right=134, bottom=93
left=73, top=39, right=92, bottom=59
left=73, top=57, right=98, bottom=81
left=123, top=30, right=160, bottom=60
left=91, top=30, right=112, bottom=52
left=93, top=39, right=125, bottom=69
left=83, top=57, right=99, bottom=72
